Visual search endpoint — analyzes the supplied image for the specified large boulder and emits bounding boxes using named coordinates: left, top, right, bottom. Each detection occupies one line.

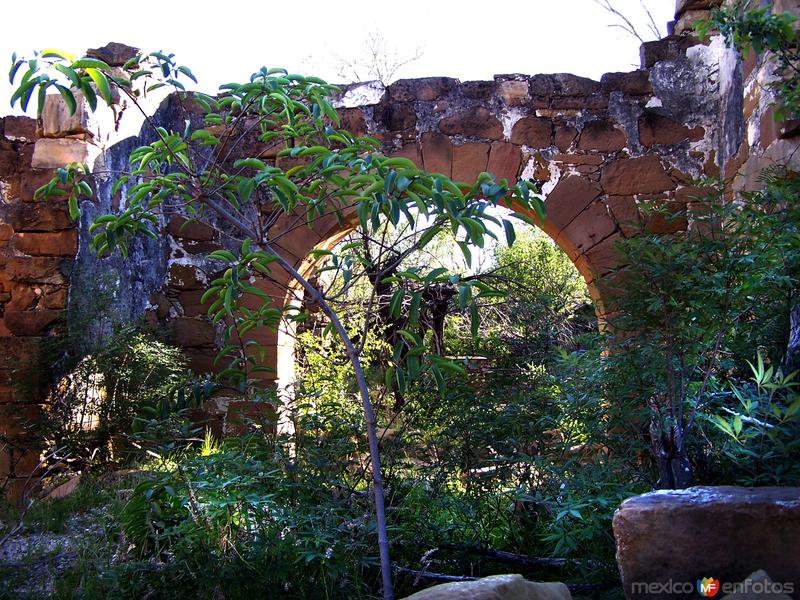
left=613, top=487, right=800, bottom=599
left=402, top=574, right=571, bottom=600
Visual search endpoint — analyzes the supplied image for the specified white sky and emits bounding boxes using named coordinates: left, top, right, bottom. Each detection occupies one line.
left=1, top=0, right=675, bottom=116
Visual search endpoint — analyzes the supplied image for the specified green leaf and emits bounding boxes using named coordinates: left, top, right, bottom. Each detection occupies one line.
left=389, top=288, right=405, bottom=318
left=9, top=57, right=24, bottom=84
left=238, top=178, right=255, bottom=203
left=458, top=285, right=472, bottom=309
left=71, top=58, right=111, bottom=70
left=86, top=68, right=112, bottom=105
left=19, top=79, right=40, bottom=112
left=233, top=158, right=266, bottom=170
left=68, top=196, right=81, bottom=220
left=177, top=65, right=198, bottom=83
left=53, top=84, right=76, bottom=115
left=41, top=48, right=75, bottom=62
left=53, top=63, right=82, bottom=88
left=503, top=220, right=516, bottom=246
left=80, top=77, right=97, bottom=110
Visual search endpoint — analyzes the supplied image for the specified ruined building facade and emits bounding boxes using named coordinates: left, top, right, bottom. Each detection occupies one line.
left=1, top=0, right=799, bottom=494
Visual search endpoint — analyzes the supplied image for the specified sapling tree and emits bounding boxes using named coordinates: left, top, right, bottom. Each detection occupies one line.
left=9, top=48, right=542, bottom=598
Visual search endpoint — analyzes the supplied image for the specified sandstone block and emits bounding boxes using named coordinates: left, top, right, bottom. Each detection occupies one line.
left=43, top=473, right=81, bottom=500
left=86, top=42, right=140, bottom=67
left=375, top=101, right=416, bottom=132
left=13, top=230, right=77, bottom=256
left=544, top=176, right=602, bottom=233
left=42, top=93, right=90, bottom=138
left=390, top=143, right=423, bottom=166
left=600, top=71, right=652, bottom=96
left=186, top=348, right=220, bottom=376
left=498, top=80, right=530, bottom=107
left=41, top=287, right=68, bottom=310
left=577, top=120, right=626, bottom=152
left=338, top=108, right=368, bottom=138
left=439, top=107, right=502, bottom=140
left=487, top=142, right=522, bottom=184
left=452, top=143, right=490, bottom=183
left=606, top=196, right=642, bottom=237
left=167, top=215, right=217, bottom=242
left=640, top=36, right=696, bottom=69
left=0, top=337, right=41, bottom=368
left=31, top=138, right=92, bottom=168
left=601, top=156, right=675, bottom=195
left=0, top=141, right=19, bottom=175
left=11, top=168, right=58, bottom=202
left=551, top=93, right=608, bottom=111
left=388, top=78, right=456, bottom=102
left=461, top=81, right=496, bottom=101
left=644, top=199, right=688, bottom=234
left=582, top=234, right=623, bottom=277
left=553, top=154, right=604, bottom=166
left=510, top=117, right=552, bottom=148
left=674, top=9, right=709, bottom=35
left=558, top=200, right=617, bottom=255
left=6, top=284, right=38, bottom=312
left=673, top=185, right=714, bottom=204
left=2, top=116, right=36, bottom=142
left=675, top=0, right=722, bottom=16
left=3, top=478, right=34, bottom=502
left=639, top=112, right=704, bottom=146
left=0, top=378, right=42, bottom=404
left=168, top=263, right=205, bottom=290
left=3, top=203, right=73, bottom=232
left=0, top=404, right=45, bottom=438
left=613, top=487, right=800, bottom=599
left=421, top=132, right=453, bottom=177
left=178, top=290, right=209, bottom=318
left=554, top=126, right=578, bottom=152
left=4, top=310, right=62, bottom=336
left=402, top=574, right=571, bottom=600
left=5, top=257, right=68, bottom=284
left=12, top=449, right=41, bottom=478
left=171, top=317, right=216, bottom=347
left=531, top=73, right=600, bottom=98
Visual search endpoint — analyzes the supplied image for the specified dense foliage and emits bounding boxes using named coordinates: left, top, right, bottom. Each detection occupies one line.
left=3, top=4, right=800, bottom=598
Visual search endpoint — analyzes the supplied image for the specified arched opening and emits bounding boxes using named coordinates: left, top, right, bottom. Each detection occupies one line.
left=273, top=165, right=612, bottom=391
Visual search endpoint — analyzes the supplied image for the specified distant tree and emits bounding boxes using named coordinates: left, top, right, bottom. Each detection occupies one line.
left=592, top=0, right=665, bottom=44
left=329, top=32, right=423, bottom=84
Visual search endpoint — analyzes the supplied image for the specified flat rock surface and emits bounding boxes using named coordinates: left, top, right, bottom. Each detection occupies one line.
left=613, top=486, right=800, bottom=599
left=403, top=574, right=571, bottom=600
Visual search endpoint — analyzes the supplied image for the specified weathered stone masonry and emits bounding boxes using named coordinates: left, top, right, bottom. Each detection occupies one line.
left=1, top=0, right=799, bottom=495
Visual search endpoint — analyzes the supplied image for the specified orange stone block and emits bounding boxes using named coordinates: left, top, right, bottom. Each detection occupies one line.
left=452, top=143, right=490, bottom=183
left=421, top=132, right=453, bottom=177
left=13, top=230, right=77, bottom=257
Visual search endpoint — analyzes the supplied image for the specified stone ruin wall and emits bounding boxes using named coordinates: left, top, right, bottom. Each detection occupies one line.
left=1, top=0, right=799, bottom=496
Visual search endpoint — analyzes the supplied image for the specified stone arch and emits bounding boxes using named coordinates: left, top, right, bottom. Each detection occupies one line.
left=269, top=65, right=719, bottom=384
left=8, top=0, right=784, bottom=494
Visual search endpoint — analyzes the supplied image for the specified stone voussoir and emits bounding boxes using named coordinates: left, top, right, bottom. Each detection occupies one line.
left=601, top=155, right=676, bottom=195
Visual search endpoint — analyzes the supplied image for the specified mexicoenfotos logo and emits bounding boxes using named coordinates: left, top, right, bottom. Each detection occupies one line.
left=631, top=576, right=793, bottom=596
left=697, top=577, right=720, bottom=597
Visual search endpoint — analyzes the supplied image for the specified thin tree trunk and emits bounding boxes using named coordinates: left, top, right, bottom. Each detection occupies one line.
left=199, top=197, right=395, bottom=599
left=784, top=302, right=800, bottom=373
